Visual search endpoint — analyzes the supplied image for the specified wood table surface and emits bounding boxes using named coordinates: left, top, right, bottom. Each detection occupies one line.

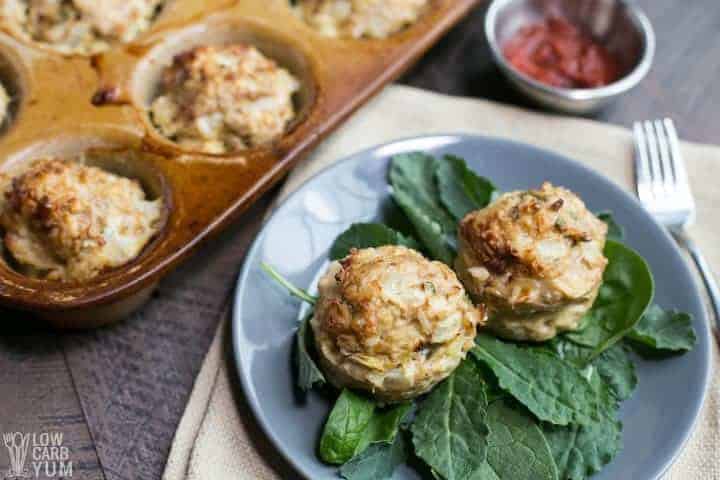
left=1, top=1, right=717, bottom=479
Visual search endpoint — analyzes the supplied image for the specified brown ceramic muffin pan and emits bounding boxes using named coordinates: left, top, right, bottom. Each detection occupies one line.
left=0, top=0, right=481, bottom=328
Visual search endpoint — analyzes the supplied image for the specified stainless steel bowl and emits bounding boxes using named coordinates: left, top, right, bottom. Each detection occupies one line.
left=485, top=0, right=655, bottom=114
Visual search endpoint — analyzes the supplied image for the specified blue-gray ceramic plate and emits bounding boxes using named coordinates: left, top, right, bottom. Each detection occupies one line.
left=233, top=134, right=711, bottom=480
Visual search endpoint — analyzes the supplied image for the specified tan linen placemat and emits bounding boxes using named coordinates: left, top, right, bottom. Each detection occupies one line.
left=163, top=85, right=720, bottom=480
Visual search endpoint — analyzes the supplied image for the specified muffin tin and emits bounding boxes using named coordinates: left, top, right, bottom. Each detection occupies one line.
left=0, top=0, right=480, bottom=328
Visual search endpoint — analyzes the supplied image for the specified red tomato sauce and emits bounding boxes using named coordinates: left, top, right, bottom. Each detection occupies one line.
left=502, top=17, right=621, bottom=89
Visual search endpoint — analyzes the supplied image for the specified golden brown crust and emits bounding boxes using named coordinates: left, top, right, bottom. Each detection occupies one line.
left=1, top=0, right=164, bottom=55
left=0, top=157, right=163, bottom=281
left=312, top=245, right=485, bottom=402
left=295, top=0, right=428, bottom=39
left=456, top=182, right=608, bottom=341
left=149, top=44, right=300, bottom=154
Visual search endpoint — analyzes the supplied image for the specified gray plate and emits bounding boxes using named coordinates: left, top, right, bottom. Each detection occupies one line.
left=233, top=134, right=712, bottom=480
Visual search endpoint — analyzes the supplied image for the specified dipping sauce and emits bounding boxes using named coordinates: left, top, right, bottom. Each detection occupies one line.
left=503, top=17, right=621, bottom=89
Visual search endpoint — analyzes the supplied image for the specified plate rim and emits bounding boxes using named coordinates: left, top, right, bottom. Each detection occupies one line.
left=232, top=133, right=713, bottom=480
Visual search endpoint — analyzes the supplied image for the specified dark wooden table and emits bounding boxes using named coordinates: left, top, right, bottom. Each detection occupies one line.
left=1, top=1, right=717, bottom=479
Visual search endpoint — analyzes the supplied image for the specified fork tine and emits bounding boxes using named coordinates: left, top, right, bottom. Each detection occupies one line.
left=654, top=119, right=675, bottom=193
left=633, top=122, right=653, bottom=203
left=663, top=118, right=693, bottom=195
left=642, top=120, right=664, bottom=196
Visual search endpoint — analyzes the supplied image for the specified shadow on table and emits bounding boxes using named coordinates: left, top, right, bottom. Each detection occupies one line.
left=0, top=309, right=54, bottom=333
left=0, top=308, right=60, bottom=362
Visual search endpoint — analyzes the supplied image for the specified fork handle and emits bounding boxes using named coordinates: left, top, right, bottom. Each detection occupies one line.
left=672, top=229, right=720, bottom=338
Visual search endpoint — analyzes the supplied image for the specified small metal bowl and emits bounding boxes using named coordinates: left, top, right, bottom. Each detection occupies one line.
left=485, top=0, right=655, bottom=114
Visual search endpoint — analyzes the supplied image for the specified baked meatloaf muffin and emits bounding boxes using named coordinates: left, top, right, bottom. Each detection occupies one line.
left=0, top=157, right=163, bottom=281
left=456, top=182, right=608, bottom=342
left=1, top=0, right=164, bottom=55
left=312, top=245, right=485, bottom=402
left=150, top=44, right=300, bottom=154
left=294, top=0, right=428, bottom=39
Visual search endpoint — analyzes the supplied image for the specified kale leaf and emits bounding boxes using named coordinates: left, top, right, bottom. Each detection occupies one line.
left=330, top=223, right=421, bottom=260
left=471, top=335, right=611, bottom=426
left=549, top=339, right=637, bottom=402
left=389, top=153, right=457, bottom=264
left=340, top=432, right=409, bottom=480
left=627, top=304, right=697, bottom=354
left=542, top=368, right=622, bottom=480
left=411, top=360, right=490, bottom=480
left=472, top=398, right=558, bottom=480
left=436, top=154, right=496, bottom=221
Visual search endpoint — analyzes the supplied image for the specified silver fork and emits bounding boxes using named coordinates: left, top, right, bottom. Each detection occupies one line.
left=634, top=118, right=720, bottom=339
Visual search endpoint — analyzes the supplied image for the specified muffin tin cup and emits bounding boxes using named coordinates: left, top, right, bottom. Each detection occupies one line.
left=0, top=0, right=481, bottom=328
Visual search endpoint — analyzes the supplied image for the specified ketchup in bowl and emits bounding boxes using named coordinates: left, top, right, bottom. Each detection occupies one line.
left=502, top=17, right=621, bottom=89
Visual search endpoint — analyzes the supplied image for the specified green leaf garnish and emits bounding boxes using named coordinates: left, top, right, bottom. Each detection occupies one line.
left=389, top=153, right=456, bottom=264
left=542, top=368, right=622, bottom=480
left=260, top=262, right=317, bottom=305
left=295, top=314, right=325, bottom=391
left=471, top=335, right=610, bottom=426
left=593, top=344, right=638, bottom=402
left=319, top=389, right=411, bottom=465
left=627, top=304, right=697, bottom=354
left=340, top=432, right=409, bottom=480
left=329, top=223, right=421, bottom=260
left=596, top=211, right=625, bottom=242
left=549, top=339, right=637, bottom=402
left=565, top=240, right=654, bottom=360
left=474, top=398, right=558, bottom=480
left=411, top=360, right=490, bottom=480
left=436, top=154, right=496, bottom=221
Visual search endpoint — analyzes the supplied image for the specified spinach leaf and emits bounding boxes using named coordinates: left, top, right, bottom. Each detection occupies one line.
left=320, top=390, right=375, bottom=464
left=296, top=314, right=326, bottom=391
left=366, top=404, right=413, bottom=447
left=330, top=223, right=421, bottom=260
left=472, top=335, right=610, bottom=426
left=627, top=304, right=697, bottom=353
left=340, top=432, right=408, bottom=480
left=473, top=399, right=558, bottom=480
left=596, top=212, right=625, bottom=242
left=319, top=389, right=410, bottom=465
left=436, top=155, right=496, bottom=221
left=565, top=240, right=654, bottom=360
left=389, top=153, right=456, bottom=264
left=550, top=339, right=637, bottom=402
left=411, top=360, right=490, bottom=480
left=542, top=369, right=622, bottom=480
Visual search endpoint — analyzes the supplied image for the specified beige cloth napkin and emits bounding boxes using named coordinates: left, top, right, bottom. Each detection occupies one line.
left=163, top=85, right=720, bottom=480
